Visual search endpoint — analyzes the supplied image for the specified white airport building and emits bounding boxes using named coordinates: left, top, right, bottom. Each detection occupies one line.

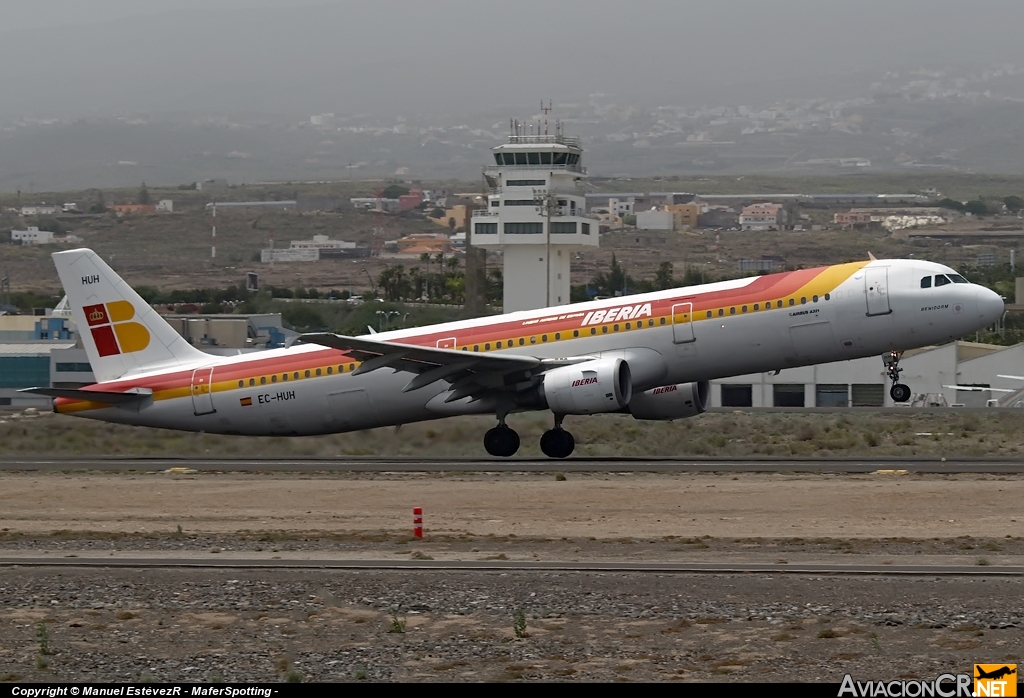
left=10, top=227, right=83, bottom=245
left=472, top=122, right=599, bottom=313
left=713, top=340, right=1024, bottom=408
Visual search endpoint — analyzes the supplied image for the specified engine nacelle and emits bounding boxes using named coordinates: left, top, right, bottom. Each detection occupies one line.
left=628, top=381, right=710, bottom=421
left=542, top=358, right=632, bottom=415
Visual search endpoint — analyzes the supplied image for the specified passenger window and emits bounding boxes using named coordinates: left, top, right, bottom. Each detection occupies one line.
left=718, top=309, right=724, bottom=317
left=573, top=330, right=579, bottom=338
left=237, top=380, right=244, bottom=388
left=473, top=345, right=479, bottom=352
left=555, top=333, right=561, bottom=340
left=249, top=378, right=255, bottom=386
left=316, top=368, right=322, bottom=376
left=753, top=304, right=759, bottom=311
left=541, top=335, right=547, bottom=342
left=729, top=307, right=736, bottom=315
left=260, top=376, right=266, bottom=385
left=271, top=374, right=277, bottom=382
left=485, top=343, right=490, bottom=350
left=590, top=328, right=596, bottom=335
left=824, top=293, right=830, bottom=301
left=602, top=326, right=608, bottom=333
left=613, top=324, right=619, bottom=332
left=326, top=366, right=332, bottom=375
left=801, top=297, right=807, bottom=304
left=530, top=336, right=537, bottom=344
left=812, top=295, right=818, bottom=303
left=920, top=277, right=932, bottom=288
left=789, top=299, right=795, bottom=306
left=348, top=365, right=355, bottom=372
left=295, top=372, right=300, bottom=380
left=625, top=322, right=631, bottom=329
left=304, top=370, right=310, bottom=378
left=706, top=311, right=712, bottom=318
left=934, top=275, right=951, bottom=287
left=519, top=338, right=525, bottom=346
left=741, top=306, right=747, bottom=313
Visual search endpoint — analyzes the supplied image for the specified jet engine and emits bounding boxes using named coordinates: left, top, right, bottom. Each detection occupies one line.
left=542, top=358, right=632, bottom=415
left=628, top=381, right=710, bottom=420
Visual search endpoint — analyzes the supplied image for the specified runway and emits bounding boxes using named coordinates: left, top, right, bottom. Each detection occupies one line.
left=1, top=456, right=1023, bottom=473
left=1, top=556, right=1020, bottom=576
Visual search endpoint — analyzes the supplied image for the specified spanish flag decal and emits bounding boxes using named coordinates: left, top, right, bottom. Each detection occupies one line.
left=240, top=397, right=253, bottom=407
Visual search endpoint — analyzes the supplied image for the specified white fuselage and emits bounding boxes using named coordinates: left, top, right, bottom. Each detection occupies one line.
left=57, top=259, right=1003, bottom=435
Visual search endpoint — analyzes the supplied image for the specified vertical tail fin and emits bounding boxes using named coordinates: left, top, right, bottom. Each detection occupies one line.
left=52, top=248, right=208, bottom=382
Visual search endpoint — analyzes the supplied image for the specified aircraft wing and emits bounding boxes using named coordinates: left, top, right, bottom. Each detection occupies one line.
left=298, top=333, right=588, bottom=402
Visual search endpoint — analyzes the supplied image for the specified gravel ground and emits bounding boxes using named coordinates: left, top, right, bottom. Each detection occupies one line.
left=2, top=471, right=1021, bottom=683
left=0, top=568, right=1021, bottom=683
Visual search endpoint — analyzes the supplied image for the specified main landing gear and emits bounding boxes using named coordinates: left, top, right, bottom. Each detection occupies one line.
left=884, top=350, right=912, bottom=403
left=483, top=414, right=576, bottom=458
left=540, top=414, right=575, bottom=459
left=484, top=419, right=520, bottom=458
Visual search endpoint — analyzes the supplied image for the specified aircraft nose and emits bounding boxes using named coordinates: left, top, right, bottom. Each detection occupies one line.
left=976, top=286, right=1004, bottom=325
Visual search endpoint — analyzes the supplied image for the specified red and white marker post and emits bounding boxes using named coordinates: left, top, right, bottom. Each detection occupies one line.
left=413, top=507, right=423, bottom=538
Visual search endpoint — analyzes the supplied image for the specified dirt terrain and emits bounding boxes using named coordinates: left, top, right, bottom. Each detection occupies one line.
left=1, top=472, right=1022, bottom=544
left=0, top=471, right=1022, bottom=682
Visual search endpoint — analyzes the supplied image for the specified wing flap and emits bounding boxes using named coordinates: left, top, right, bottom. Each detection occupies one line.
left=297, top=333, right=592, bottom=399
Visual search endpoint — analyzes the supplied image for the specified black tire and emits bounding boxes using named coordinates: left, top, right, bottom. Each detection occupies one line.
left=502, top=427, right=521, bottom=457
left=540, top=429, right=575, bottom=458
left=560, top=430, right=575, bottom=458
left=484, top=426, right=519, bottom=457
left=890, top=383, right=911, bottom=403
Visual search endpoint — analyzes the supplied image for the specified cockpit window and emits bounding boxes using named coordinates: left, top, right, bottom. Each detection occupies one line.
left=934, top=274, right=951, bottom=287
left=948, top=274, right=969, bottom=284
left=920, top=276, right=932, bottom=288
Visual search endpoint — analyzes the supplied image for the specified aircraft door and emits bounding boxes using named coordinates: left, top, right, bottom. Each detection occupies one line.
left=864, top=267, right=891, bottom=317
left=672, top=302, right=695, bottom=344
left=190, top=367, right=216, bottom=415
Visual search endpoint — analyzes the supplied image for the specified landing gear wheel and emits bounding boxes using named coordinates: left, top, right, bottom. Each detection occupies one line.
left=484, top=425, right=520, bottom=457
left=540, top=429, right=575, bottom=459
left=883, top=350, right=911, bottom=404
left=890, top=383, right=911, bottom=403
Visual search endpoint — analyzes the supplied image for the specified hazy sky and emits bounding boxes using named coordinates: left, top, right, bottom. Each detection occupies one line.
left=2, top=1, right=1023, bottom=118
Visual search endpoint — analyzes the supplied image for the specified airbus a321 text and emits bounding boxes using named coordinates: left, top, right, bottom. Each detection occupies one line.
left=24, top=249, right=1003, bottom=458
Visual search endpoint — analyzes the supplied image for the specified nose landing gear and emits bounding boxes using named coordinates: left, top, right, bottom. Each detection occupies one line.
left=540, top=414, right=575, bottom=459
left=884, top=350, right=911, bottom=403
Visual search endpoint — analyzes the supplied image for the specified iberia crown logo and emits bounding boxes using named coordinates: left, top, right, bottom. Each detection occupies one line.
left=83, top=301, right=150, bottom=357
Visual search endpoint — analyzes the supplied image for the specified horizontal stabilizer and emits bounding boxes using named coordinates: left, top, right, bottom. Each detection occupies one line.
left=19, top=387, right=153, bottom=405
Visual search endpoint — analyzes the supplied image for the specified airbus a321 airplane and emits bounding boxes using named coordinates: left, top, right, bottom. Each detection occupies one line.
left=24, top=249, right=1003, bottom=458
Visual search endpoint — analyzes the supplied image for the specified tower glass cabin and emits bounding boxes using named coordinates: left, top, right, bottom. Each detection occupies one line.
left=472, top=124, right=599, bottom=313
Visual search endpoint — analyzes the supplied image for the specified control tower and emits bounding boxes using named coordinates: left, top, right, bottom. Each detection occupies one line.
left=471, top=120, right=599, bottom=313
